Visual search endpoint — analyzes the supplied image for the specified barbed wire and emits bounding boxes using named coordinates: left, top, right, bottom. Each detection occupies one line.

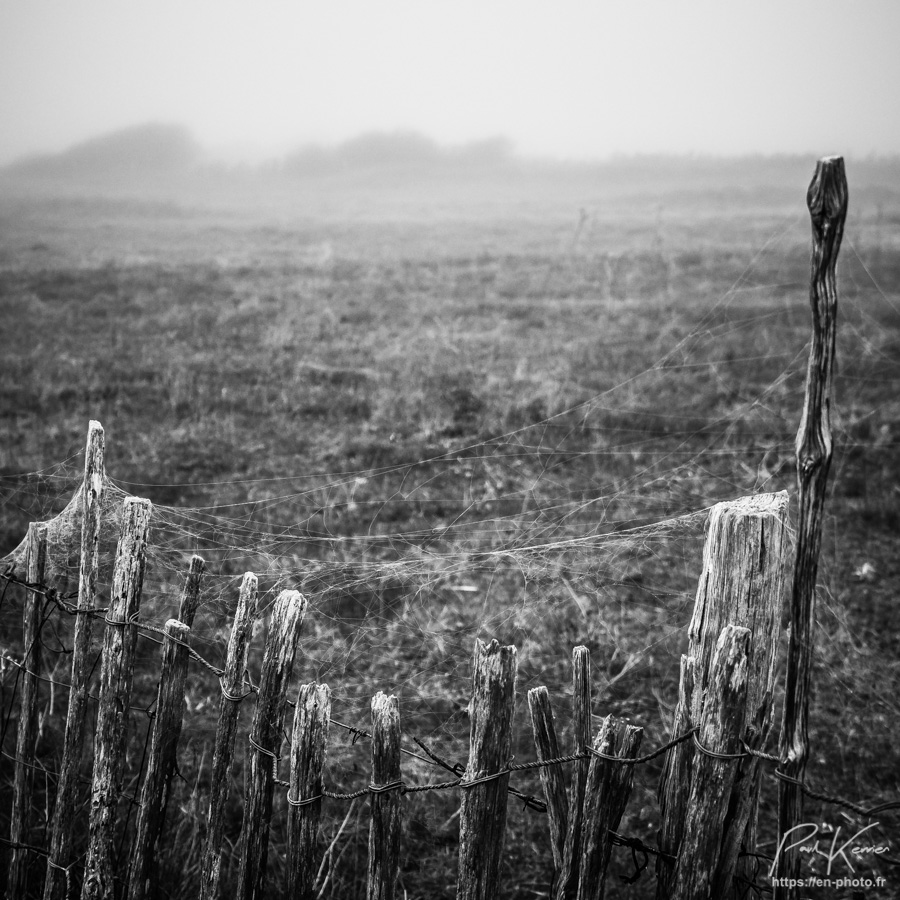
left=2, top=566, right=897, bottom=895
left=3, top=566, right=898, bottom=824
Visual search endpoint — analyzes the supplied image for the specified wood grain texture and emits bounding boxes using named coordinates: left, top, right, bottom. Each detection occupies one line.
left=236, top=589, right=308, bottom=900
left=555, top=646, right=591, bottom=900
left=671, top=626, right=750, bottom=900
left=44, top=421, right=105, bottom=900
left=655, top=654, right=694, bottom=897
left=9, top=523, right=48, bottom=900
left=199, top=571, right=258, bottom=900
left=457, top=639, right=517, bottom=900
left=658, top=493, right=789, bottom=898
left=287, top=683, right=332, bottom=900
left=527, top=686, right=568, bottom=872
left=367, top=692, right=402, bottom=900
left=576, top=716, right=643, bottom=900
left=82, top=496, right=152, bottom=900
left=126, top=619, right=192, bottom=900
left=177, top=554, right=205, bottom=626
left=776, top=155, right=848, bottom=900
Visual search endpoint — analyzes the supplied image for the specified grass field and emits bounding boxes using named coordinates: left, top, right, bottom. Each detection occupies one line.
left=1, top=156, right=899, bottom=897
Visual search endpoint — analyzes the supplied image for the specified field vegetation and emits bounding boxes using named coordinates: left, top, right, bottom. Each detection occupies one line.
left=1, top=143, right=899, bottom=897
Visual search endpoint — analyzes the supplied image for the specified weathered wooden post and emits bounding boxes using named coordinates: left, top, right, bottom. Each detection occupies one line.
left=577, top=715, right=643, bottom=900
left=527, top=686, right=568, bottom=872
left=8, top=522, right=48, bottom=900
left=82, top=496, right=152, bottom=900
left=126, top=618, right=192, bottom=900
left=657, top=492, right=790, bottom=898
left=457, top=639, right=518, bottom=900
left=177, top=554, right=205, bottom=625
left=555, top=645, right=591, bottom=900
left=671, top=626, right=751, bottom=899
left=367, top=692, right=402, bottom=900
left=287, top=683, right=332, bottom=900
left=44, top=420, right=105, bottom=900
left=155, top=553, right=206, bottom=876
left=199, top=572, right=258, bottom=900
left=236, top=589, right=308, bottom=900
left=775, top=155, right=848, bottom=899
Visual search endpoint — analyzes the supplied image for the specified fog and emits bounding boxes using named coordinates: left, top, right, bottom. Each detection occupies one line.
left=2, top=0, right=899, bottom=169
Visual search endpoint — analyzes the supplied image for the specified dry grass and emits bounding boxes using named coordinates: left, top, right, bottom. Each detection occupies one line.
left=1, top=161, right=899, bottom=897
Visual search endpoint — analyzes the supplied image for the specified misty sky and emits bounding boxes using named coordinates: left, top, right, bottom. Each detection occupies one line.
left=1, top=0, right=899, bottom=166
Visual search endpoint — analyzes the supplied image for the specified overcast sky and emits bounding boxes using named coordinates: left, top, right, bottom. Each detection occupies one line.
left=1, top=0, right=898, bottom=166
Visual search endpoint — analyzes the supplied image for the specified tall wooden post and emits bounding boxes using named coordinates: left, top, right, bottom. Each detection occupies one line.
left=82, top=496, right=152, bottom=900
left=199, top=572, right=258, bottom=900
left=457, top=639, right=517, bottom=900
left=9, top=523, right=48, bottom=899
left=775, top=155, right=848, bottom=898
left=287, top=683, right=332, bottom=900
left=236, top=589, right=308, bottom=900
left=126, top=618, right=192, bottom=900
left=555, top=645, right=592, bottom=900
left=44, top=420, right=105, bottom=900
left=367, top=692, right=402, bottom=900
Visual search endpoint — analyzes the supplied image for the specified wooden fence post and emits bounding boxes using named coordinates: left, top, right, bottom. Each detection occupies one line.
left=527, top=686, right=568, bottom=873
left=775, top=155, right=848, bottom=899
left=287, top=683, right=332, bottom=900
left=154, top=553, right=206, bottom=887
left=44, top=420, right=105, bottom=900
left=126, top=618, right=192, bottom=900
left=555, top=645, right=591, bottom=900
left=177, top=554, right=205, bottom=626
left=8, top=522, right=48, bottom=900
left=236, top=589, right=308, bottom=900
left=82, top=496, right=152, bottom=900
left=126, top=556, right=204, bottom=900
left=577, top=715, right=643, bottom=900
left=457, top=639, right=517, bottom=900
left=367, top=692, right=402, bottom=900
left=657, top=492, right=789, bottom=898
left=671, top=625, right=751, bottom=899
left=199, top=572, right=258, bottom=900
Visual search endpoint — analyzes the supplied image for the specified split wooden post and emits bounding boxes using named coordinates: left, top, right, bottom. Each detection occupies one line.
left=287, top=683, right=332, bottom=900
left=776, top=155, right=848, bottom=900
left=236, top=589, right=308, bottom=900
left=367, top=692, right=402, bottom=900
left=555, top=645, right=591, bottom=900
left=43, top=420, right=105, bottom=900
left=199, top=572, right=258, bottom=900
left=527, top=686, right=568, bottom=872
left=82, top=496, right=152, bottom=900
left=126, top=618, right=192, bottom=900
left=577, top=715, right=643, bottom=900
left=671, top=626, right=751, bottom=900
left=457, top=639, right=518, bottom=900
left=657, top=492, right=789, bottom=898
left=9, top=522, right=48, bottom=900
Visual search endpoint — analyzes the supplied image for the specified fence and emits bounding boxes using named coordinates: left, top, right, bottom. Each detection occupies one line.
left=2, top=489, right=791, bottom=900
left=1, top=156, right=890, bottom=900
